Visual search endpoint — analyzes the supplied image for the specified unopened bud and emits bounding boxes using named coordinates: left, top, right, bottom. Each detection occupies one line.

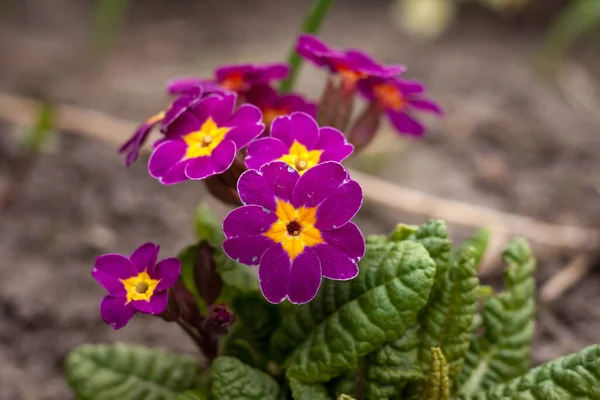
left=347, top=103, right=381, bottom=153
left=207, top=304, right=236, bottom=333
left=158, top=285, right=181, bottom=322
left=317, top=76, right=357, bottom=131
left=194, top=241, right=223, bottom=306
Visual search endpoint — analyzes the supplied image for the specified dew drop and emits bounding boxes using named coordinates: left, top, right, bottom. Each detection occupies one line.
left=235, top=258, right=240, bottom=263
left=262, top=207, right=271, bottom=214
left=333, top=225, right=337, bottom=229
left=252, top=256, right=258, bottom=262
left=287, top=166, right=295, bottom=173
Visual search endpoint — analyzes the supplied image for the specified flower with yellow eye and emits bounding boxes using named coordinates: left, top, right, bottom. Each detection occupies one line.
left=91, top=242, right=181, bottom=329
left=245, top=112, right=353, bottom=175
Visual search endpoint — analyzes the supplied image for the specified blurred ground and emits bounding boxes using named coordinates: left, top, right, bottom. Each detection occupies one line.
left=1, top=0, right=600, bottom=399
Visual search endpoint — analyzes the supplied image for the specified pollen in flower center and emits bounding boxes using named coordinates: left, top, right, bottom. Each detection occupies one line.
left=183, top=117, right=230, bottom=159
left=373, top=84, right=405, bottom=111
left=121, top=270, right=160, bottom=303
left=278, top=141, right=323, bottom=175
left=264, top=199, right=324, bottom=260
left=135, top=281, right=149, bottom=294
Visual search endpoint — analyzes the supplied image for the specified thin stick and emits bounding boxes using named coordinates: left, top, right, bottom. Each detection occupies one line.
left=1, top=92, right=599, bottom=251
left=540, top=255, right=592, bottom=303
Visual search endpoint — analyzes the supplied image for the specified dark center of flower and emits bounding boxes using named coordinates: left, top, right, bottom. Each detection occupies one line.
left=295, top=158, right=308, bottom=171
left=135, top=281, right=149, bottom=294
left=286, top=220, right=302, bottom=236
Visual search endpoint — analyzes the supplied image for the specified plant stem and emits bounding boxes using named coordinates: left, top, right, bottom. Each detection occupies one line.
left=279, top=0, right=335, bottom=93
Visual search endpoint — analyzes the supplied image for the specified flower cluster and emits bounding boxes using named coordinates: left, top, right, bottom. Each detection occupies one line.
left=94, top=34, right=443, bottom=328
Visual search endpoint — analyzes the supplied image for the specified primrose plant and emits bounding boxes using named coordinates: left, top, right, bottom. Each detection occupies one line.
left=65, top=33, right=600, bottom=400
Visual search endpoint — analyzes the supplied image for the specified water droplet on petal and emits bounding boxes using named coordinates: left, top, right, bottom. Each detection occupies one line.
left=333, top=225, right=337, bottom=229
left=252, top=256, right=258, bottom=262
left=235, top=258, right=240, bottom=263
left=287, top=166, right=295, bottom=173
left=262, top=207, right=271, bottom=214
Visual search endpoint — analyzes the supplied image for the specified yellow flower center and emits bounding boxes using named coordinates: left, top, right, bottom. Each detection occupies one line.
left=121, top=270, right=160, bottom=303
left=373, top=83, right=405, bottom=111
left=278, top=141, right=323, bottom=175
left=264, top=199, right=324, bottom=260
left=183, top=117, right=230, bottom=159
left=221, top=73, right=246, bottom=92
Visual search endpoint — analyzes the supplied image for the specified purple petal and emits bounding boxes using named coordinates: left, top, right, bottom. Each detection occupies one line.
left=397, top=79, right=426, bottom=95
left=93, top=254, right=136, bottom=280
left=154, top=258, right=181, bottom=291
left=132, top=290, right=168, bottom=314
left=316, top=126, right=354, bottom=162
left=162, top=94, right=202, bottom=132
left=227, top=103, right=262, bottom=127
left=100, top=296, right=136, bottom=330
left=408, top=98, right=443, bottom=115
left=237, top=169, right=277, bottom=210
left=258, top=244, right=292, bottom=304
left=211, top=140, right=237, bottom=174
left=296, top=34, right=333, bottom=67
left=315, top=180, right=362, bottom=230
left=225, top=120, right=265, bottom=151
left=189, top=95, right=224, bottom=125
left=222, top=205, right=277, bottom=238
left=161, top=110, right=199, bottom=138
left=271, top=112, right=320, bottom=149
left=292, top=161, right=349, bottom=208
left=130, top=242, right=159, bottom=274
left=321, top=222, right=365, bottom=260
left=387, top=110, right=425, bottom=136
left=288, top=247, right=322, bottom=304
left=215, top=64, right=254, bottom=83
left=159, top=161, right=189, bottom=185
left=119, top=121, right=156, bottom=167
left=278, top=94, right=317, bottom=117
left=148, top=140, right=186, bottom=179
left=184, top=156, right=215, bottom=180
left=313, top=243, right=359, bottom=281
left=223, top=235, right=275, bottom=266
left=245, top=84, right=277, bottom=109
left=91, top=270, right=126, bottom=297
left=258, top=63, right=290, bottom=81
left=245, top=137, right=288, bottom=170
left=210, top=94, right=237, bottom=126
left=260, top=161, right=300, bottom=204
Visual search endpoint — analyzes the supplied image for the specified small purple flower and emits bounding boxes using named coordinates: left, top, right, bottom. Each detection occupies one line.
left=166, top=77, right=227, bottom=97
left=358, top=77, right=442, bottom=136
left=245, top=84, right=317, bottom=130
left=222, top=161, right=365, bottom=304
left=245, top=112, right=353, bottom=175
left=92, top=242, right=181, bottom=329
left=148, top=93, right=264, bottom=185
left=296, top=34, right=405, bottom=90
left=215, top=63, right=289, bottom=93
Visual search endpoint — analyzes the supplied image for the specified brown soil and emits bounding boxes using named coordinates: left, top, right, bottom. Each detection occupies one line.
left=1, top=0, right=600, bottom=398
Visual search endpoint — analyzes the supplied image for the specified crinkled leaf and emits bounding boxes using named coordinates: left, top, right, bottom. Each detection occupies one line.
left=458, top=345, right=600, bottom=400
left=289, top=378, right=331, bottom=400
left=65, top=343, right=201, bottom=400
left=331, top=370, right=358, bottom=399
left=364, top=324, right=423, bottom=400
left=457, top=228, right=490, bottom=270
left=177, top=391, right=208, bottom=400
left=337, top=395, right=356, bottom=400
left=195, top=204, right=225, bottom=245
left=418, top=246, right=480, bottom=380
left=457, top=239, right=536, bottom=396
left=211, top=357, right=279, bottom=400
left=285, top=240, right=436, bottom=382
left=389, top=223, right=418, bottom=242
left=214, top=249, right=259, bottom=294
left=419, top=348, right=450, bottom=400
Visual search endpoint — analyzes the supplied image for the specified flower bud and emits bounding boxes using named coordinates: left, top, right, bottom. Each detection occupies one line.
left=194, top=241, right=223, bottom=306
left=347, top=103, right=381, bottom=153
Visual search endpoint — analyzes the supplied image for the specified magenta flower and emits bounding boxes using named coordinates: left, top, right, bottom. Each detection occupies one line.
left=245, top=84, right=317, bottom=130
left=245, top=112, right=353, bottom=175
left=222, top=161, right=365, bottom=304
left=359, top=77, right=442, bottom=136
left=148, top=93, right=264, bottom=185
left=296, top=34, right=405, bottom=90
left=166, top=77, right=227, bottom=97
left=215, top=63, right=289, bottom=93
left=91, top=242, right=181, bottom=329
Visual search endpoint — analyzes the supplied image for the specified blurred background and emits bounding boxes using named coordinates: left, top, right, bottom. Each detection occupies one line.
left=1, top=0, right=600, bottom=398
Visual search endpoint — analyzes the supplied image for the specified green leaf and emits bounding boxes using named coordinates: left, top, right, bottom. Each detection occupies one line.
left=389, top=223, right=418, bottom=242
left=457, top=239, right=536, bottom=396
left=457, top=228, right=490, bottom=270
left=337, top=395, right=356, bottom=400
left=419, top=348, right=450, bottom=400
left=458, top=345, right=600, bottom=400
left=21, top=100, right=55, bottom=154
left=178, top=244, right=206, bottom=312
left=177, top=391, right=208, bottom=400
left=65, top=343, right=201, bottom=400
left=195, top=204, right=225, bottom=245
left=418, top=246, right=480, bottom=381
left=285, top=240, right=436, bottom=382
left=331, top=371, right=357, bottom=399
left=289, top=378, right=331, bottom=400
left=214, top=249, right=259, bottom=294
left=364, top=324, right=423, bottom=400
left=211, top=357, right=279, bottom=400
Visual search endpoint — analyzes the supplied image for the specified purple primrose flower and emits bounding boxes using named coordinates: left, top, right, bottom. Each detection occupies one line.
left=148, top=93, right=264, bottom=185
left=245, top=112, right=353, bottom=175
left=215, top=63, right=289, bottom=93
left=92, top=242, right=181, bottom=329
left=222, top=161, right=365, bottom=304
left=296, top=34, right=405, bottom=90
left=359, top=77, right=442, bottom=136
left=245, top=84, right=316, bottom=129
left=166, top=77, right=227, bottom=97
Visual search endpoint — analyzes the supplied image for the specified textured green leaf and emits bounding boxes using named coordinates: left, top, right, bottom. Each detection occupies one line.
left=419, top=348, right=450, bottom=400
left=457, top=229, right=490, bottom=270
left=195, top=204, right=225, bottom=245
left=364, top=324, right=423, bottom=399
left=289, top=378, right=331, bottom=400
left=211, top=357, right=279, bottom=400
left=418, top=246, right=480, bottom=380
left=459, top=345, right=600, bottom=400
left=285, top=240, right=436, bottom=382
left=177, top=390, right=208, bottom=400
left=331, top=370, right=358, bottom=399
left=214, top=249, right=259, bottom=294
left=337, top=395, right=356, bottom=400
left=178, top=244, right=207, bottom=311
left=457, top=239, right=536, bottom=396
left=389, top=223, right=418, bottom=242
left=65, top=343, right=201, bottom=400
